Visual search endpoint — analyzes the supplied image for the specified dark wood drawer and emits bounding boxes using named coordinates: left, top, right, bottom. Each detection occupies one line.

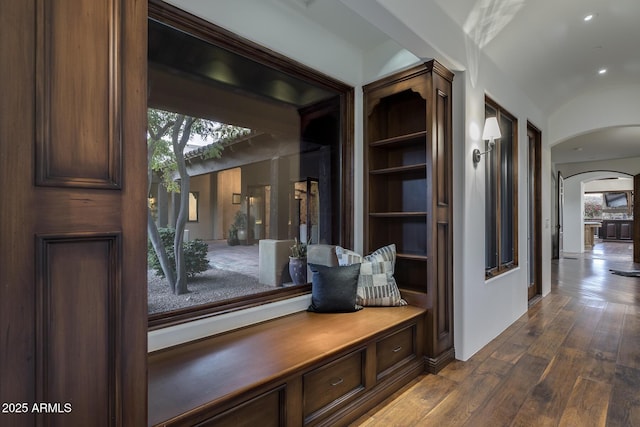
left=194, top=387, right=283, bottom=427
left=303, top=350, right=365, bottom=421
left=376, top=325, right=416, bottom=378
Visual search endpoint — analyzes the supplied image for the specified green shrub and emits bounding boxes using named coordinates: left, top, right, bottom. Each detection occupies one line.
left=148, top=228, right=210, bottom=278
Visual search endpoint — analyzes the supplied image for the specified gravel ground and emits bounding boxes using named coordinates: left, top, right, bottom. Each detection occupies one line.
left=147, top=267, right=272, bottom=314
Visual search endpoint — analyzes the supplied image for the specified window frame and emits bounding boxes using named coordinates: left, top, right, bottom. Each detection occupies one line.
left=484, top=96, right=518, bottom=279
left=147, top=0, right=354, bottom=329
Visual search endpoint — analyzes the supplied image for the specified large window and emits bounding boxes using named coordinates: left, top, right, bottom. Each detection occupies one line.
left=485, top=98, right=518, bottom=278
left=147, top=1, right=353, bottom=327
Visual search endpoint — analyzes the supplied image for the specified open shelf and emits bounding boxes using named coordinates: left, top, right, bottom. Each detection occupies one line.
left=364, top=61, right=454, bottom=365
left=370, top=163, right=427, bottom=175
left=369, top=212, right=427, bottom=218
left=369, top=131, right=427, bottom=148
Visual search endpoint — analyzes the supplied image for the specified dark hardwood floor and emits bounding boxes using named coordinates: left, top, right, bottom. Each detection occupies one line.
left=352, top=241, right=640, bottom=426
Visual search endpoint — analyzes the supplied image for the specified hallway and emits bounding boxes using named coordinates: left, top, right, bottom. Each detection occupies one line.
left=353, top=242, right=640, bottom=426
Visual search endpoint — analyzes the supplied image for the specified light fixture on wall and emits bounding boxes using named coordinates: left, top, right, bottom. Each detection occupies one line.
left=473, top=117, right=501, bottom=165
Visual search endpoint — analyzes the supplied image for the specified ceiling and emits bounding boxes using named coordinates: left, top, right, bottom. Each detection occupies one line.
left=171, top=0, right=640, bottom=165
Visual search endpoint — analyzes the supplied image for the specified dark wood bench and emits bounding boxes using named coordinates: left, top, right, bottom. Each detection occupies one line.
left=148, top=305, right=427, bottom=426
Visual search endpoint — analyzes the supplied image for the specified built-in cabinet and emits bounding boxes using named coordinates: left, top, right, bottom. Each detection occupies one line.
left=599, top=220, right=634, bottom=241
left=148, top=309, right=425, bottom=426
left=363, top=61, right=455, bottom=372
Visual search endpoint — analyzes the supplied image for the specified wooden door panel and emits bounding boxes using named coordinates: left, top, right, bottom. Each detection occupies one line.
left=37, top=235, right=120, bottom=427
left=1, top=0, right=147, bottom=425
left=434, top=87, right=450, bottom=207
left=36, top=0, right=122, bottom=188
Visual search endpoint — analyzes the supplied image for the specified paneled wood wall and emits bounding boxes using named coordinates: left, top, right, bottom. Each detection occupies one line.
left=0, top=0, right=148, bottom=425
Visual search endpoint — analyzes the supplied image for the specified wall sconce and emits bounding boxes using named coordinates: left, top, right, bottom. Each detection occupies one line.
left=473, top=117, right=501, bottom=165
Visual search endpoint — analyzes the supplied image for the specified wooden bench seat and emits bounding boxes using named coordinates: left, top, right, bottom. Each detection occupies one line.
left=148, top=305, right=426, bottom=426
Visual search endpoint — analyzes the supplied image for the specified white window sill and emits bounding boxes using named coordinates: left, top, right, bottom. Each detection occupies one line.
left=148, top=294, right=312, bottom=352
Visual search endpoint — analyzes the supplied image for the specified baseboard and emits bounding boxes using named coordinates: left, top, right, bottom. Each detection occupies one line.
left=425, top=347, right=455, bottom=374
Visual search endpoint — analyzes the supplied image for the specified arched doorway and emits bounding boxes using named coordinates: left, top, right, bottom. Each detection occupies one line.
left=562, top=171, right=634, bottom=261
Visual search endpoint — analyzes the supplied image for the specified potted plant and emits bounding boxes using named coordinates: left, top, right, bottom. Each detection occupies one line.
left=227, top=223, right=239, bottom=246
left=233, top=210, right=248, bottom=243
left=289, top=237, right=308, bottom=285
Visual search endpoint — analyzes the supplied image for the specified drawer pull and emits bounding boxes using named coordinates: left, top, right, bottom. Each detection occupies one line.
left=330, top=377, right=344, bottom=386
left=392, top=346, right=403, bottom=353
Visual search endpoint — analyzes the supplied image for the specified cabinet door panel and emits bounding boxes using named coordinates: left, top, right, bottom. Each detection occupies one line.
left=377, top=326, right=416, bottom=378
left=303, top=351, right=364, bottom=420
left=195, top=388, right=284, bottom=427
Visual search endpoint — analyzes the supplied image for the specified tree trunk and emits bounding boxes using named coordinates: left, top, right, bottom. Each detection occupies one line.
left=173, top=174, right=189, bottom=295
left=172, top=116, right=195, bottom=295
left=148, top=210, right=177, bottom=292
left=147, top=141, right=177, bottom=292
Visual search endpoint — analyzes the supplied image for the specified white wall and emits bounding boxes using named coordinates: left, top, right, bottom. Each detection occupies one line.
left=585, top=178, right=634, bottom=192
left=557, top=157, right=640, bottom=178
left=562, top=178, right=584, bottom=253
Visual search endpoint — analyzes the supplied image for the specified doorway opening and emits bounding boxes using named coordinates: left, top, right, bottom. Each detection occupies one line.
left=560, top=171, right=635, bottom=265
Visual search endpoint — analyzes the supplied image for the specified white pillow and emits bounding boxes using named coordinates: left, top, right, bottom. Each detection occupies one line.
left=335, top=244, right=407, bottom=307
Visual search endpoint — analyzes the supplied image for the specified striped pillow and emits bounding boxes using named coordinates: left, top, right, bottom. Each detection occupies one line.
left=335, top=244, right=407, bottom=307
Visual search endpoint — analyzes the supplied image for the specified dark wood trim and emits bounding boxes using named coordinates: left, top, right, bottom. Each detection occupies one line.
left=148, top=0, right=350, bottom=93
left=484, top=96, right=519, bottom=279
left=528, top=121, right=542, bottom=300
left=557, top=171, right=565, bottom=258
left=563, top=170, right=635, bottom=179
left=341, top=88, right=355, bottom=249
left=147, top=0, right=355, bottom=328
left=424, top=347, right=456, bottom=374
left=635, top=174, right=640, bottom=263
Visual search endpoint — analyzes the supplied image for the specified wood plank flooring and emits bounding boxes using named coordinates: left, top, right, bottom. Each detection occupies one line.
left=352, top=242, right=640, bottom=426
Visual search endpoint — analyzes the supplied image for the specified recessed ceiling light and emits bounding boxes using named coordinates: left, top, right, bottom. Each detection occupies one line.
left=598, top=68, right=607, bottom=74
left=584, top=14, right=594, bottom=22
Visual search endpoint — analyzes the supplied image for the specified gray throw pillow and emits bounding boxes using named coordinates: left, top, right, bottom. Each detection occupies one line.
left=307, top=263, right=363, bottom=313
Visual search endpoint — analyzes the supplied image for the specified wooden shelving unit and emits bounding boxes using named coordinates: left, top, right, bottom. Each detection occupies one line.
left=363, top=60, right=455, bottom=372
